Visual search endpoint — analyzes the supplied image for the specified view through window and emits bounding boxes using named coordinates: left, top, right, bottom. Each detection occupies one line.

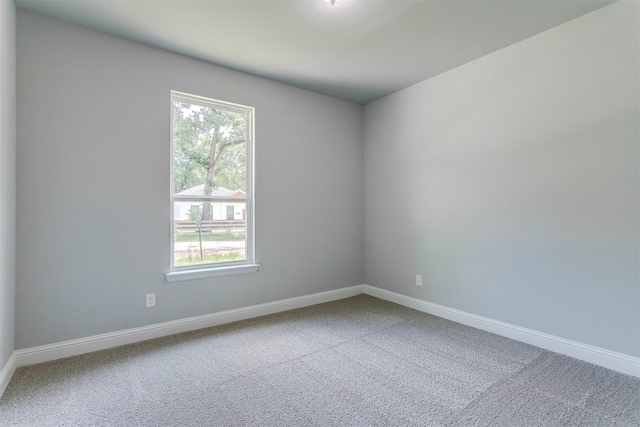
left=170, top=91, right=254, bottom=270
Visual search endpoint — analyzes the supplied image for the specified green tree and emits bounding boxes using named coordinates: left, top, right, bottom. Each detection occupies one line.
left=173, top=101, right=247, bottom=220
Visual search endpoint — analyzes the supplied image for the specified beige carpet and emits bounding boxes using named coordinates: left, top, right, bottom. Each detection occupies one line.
left=1, top=295, right=638, bottom=426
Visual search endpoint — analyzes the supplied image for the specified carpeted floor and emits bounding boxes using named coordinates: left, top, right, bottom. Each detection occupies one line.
left=1, top=295, right=638, bottom=426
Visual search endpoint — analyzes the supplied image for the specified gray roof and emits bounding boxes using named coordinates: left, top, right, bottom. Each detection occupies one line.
left=177, top=184, right=244, bottom=197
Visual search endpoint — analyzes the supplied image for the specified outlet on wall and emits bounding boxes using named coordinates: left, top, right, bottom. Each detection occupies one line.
left=416, top=275, right=422, bottom=286
left=146, top=293, right=156, bottom=308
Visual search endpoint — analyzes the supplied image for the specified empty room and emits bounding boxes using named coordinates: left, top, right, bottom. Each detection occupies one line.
left=1, top=0, right=638, bottom=425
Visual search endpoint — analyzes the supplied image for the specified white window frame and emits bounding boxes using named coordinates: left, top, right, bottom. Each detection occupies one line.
left=165, top=91, right=258, bottom=282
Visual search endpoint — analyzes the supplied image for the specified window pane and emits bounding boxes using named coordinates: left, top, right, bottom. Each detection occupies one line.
left=173, top=201, right=247, bottom=267
left=172, top=100, right=247, bottom=200
left=171, top=91, right=253, bottom=271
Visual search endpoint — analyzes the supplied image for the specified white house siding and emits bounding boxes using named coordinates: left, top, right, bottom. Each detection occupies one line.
left=173, top=201, right=246, bottom=222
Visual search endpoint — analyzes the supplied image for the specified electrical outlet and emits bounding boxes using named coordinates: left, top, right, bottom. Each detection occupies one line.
left=146, top=293, right=156, bottom=308
left=416, top=275, right=422, bottom=286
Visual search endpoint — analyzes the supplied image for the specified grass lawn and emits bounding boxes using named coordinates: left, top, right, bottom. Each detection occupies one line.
left=175, top=231, right=245, bottom=242
left=174, top=252, right=245, bottom=266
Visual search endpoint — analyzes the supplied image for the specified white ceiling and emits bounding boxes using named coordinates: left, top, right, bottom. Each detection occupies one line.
left=15, top=0, right=614, bottom=104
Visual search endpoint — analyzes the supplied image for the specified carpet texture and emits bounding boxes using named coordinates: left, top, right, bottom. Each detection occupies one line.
left=1, top=295, right=638, bottom=426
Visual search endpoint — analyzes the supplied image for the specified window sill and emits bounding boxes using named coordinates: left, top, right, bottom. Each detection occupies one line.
left=165, top=264, right=260, bottom=282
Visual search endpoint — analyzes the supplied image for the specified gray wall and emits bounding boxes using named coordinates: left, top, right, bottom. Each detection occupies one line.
left=0, top=0, right=16, bottom=369
left=14, top=2, right=638, bottom=359
left=364, top=1, right=639, bottom=356
left=16, top=11, right=363, bottom=349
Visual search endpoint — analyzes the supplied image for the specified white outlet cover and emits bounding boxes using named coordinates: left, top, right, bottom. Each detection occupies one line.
left=146, top=293, right=156, bottom=308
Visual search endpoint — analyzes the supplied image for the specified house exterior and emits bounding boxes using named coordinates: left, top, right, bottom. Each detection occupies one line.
left=174, top=184, right=246, bottom=221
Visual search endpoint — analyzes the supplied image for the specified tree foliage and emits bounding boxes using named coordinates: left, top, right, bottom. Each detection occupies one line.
left=172, top=101, right=247, bottom=221
left=172, top=101, right=247, bottom=194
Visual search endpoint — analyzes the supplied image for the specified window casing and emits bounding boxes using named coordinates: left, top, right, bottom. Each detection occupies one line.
left=167, top=91, right=256, bottom=280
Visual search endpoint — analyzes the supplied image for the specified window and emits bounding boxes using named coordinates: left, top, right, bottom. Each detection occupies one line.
left=167, top=91, right=257, bottom=281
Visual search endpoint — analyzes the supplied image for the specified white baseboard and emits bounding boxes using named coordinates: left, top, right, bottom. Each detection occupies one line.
left=0, top=351, right=17, bottom=398
left=363, top=285, right=640, bottom=378
left=14, top=285, right=363, bottom=368
left=6, top=283, right=638, bottom=395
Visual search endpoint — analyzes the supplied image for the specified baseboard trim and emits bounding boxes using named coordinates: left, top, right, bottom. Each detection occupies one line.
left=363, top=285, right=639, bottom=378
left=14, top=285, right=364, bottom=368
left=10, top=284, right=639, bottom=382
left=0, top=351, right=17, bottom=398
